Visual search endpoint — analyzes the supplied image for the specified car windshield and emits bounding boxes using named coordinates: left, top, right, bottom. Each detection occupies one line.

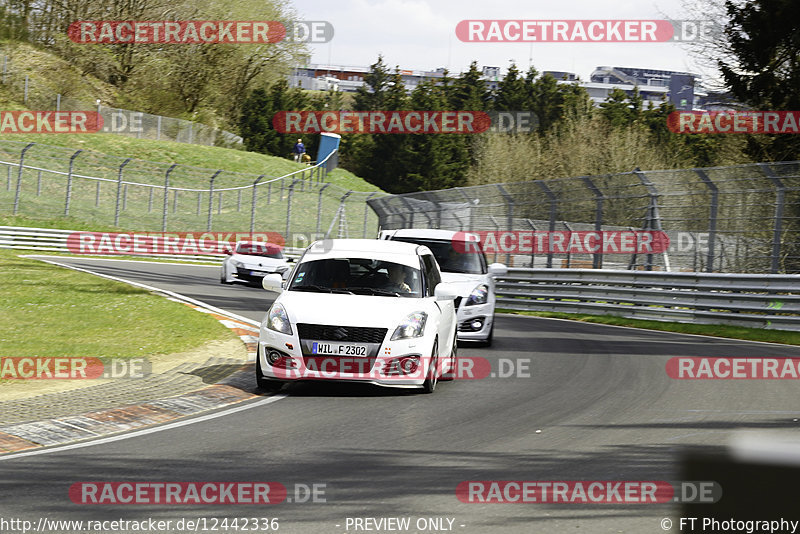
left=288, top=258, right=422, bottom=297
left=235, top=243, right=284, bottom=259
left=391, top=237, right=486, bottom=274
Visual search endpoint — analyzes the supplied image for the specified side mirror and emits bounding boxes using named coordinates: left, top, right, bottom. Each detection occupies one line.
left=434, top=283, right=459, bottom=301
left=488, top=263, right=508, bottom=276
left=262, top=273, right=284, bottom=292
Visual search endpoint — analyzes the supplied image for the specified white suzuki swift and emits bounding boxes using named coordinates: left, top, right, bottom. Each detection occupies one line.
left=256, top=239, right=459, bottom=393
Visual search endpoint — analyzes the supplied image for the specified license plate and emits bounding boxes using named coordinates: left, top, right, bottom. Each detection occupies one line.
left=250, top=270, right=268, bottom=276
left=311, top=342, right=368, bottom=356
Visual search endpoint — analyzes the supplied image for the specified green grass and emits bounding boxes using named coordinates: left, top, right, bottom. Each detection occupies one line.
left=0, top=249, right=236, bottom=359
left=498, top=309, right=800, bottom=346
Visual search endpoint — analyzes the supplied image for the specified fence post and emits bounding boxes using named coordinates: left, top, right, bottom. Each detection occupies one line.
left=315, top=183, right=331, bottom=235
left=759, top=163, right=785, bottom=274
left=207, top=170, right=222, bottom=231
left=95, top=180, right=101, bottom=205
left=148, top=187, right=154, bottom=212
left=633, top=168, right=668, bottom=272
left=267, top=181, right=272, bottom=204
left=7, top=166, right=11, bottom=190
left=23, top=75, right=28, bottom=103
left=526, top=219, right=537, bottom=268
left=694, top=169, right=719, bottom=273
left=250, top=175, right=264, bottom=233
left=64, top=149, right=83, bottom=216
left=173, top=189, right=178, bottom=213
left=496, top=184, right=515, bottom=265
left=562, top=221, right=573, bottom=268
left=161, top=164, right=177, bottom=231
left=237, top=189, right=242, bottom=212
left=217, top=191, right=222, bottom=215
left=37, top=170, right=42, bottom=196
left=285, top=180, right=297, bottom=240
left=197, top=192, right=202, bottom=215
left=157, top=115, right=162, bottom=140
left=12, top=142, right=35, bottom=215
left=114, top=158, right=132, bottom=226
left=580, top=176, right=605, bottom=269
left=122, top=184, right=128, bottom=211
left=363, top=192, right=378, bottom=237
left=56, top=94, right=61, bottom=112
left=535, top=180, right=557, bottom=268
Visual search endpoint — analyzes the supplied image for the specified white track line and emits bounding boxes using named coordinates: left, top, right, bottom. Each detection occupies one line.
left=0, top=395, right=286, bottom=461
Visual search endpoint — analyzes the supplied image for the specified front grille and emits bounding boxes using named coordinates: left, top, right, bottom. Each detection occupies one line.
left=297, top=323, right=388, bottom=344
left=302, top=356, right=377, bottom=372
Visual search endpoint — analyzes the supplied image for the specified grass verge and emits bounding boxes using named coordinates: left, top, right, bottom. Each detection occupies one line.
left=0, top=249, right=237, bottom=360
left=497, top=309, right=800, bottom=346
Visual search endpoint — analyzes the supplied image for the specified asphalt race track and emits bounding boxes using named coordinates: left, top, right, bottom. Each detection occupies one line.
left=2, top=257, right=800, bottom=533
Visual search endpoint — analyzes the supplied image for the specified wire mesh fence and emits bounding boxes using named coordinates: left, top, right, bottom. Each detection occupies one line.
left=0, top=53, right=242, bottom=147
left=0, top=140, right=384, bottom=242
left=368, top=163, right=800, bottom=274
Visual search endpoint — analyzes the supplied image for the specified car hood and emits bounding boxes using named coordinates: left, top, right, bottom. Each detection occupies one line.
left=440, top=272, right=486, bottom=296
left=276, top=291, right=431, bottom=328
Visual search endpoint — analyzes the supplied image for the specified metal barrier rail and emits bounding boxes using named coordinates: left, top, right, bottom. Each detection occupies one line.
left=496, top=268, right=800, bottom=331
left=0, top=226, right=304, bottom=263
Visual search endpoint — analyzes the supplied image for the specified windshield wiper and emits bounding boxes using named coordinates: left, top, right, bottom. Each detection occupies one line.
left=348, top=286, right=401, bottom=297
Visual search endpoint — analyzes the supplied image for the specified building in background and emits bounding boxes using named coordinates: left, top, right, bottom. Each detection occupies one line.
left=289, top=64, right=709, bottom=110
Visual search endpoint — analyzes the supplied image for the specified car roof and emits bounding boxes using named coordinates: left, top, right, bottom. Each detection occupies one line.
left=384, top=228, right=477, bottom=241
left=303, top=239, right=432, bottom=267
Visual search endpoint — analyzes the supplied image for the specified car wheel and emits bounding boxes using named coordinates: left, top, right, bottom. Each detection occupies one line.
left=440, top=334, right=457, bottom=381
left=255, top=349, right=283, bottom=392
left=422, top=340, right=438, bottom=393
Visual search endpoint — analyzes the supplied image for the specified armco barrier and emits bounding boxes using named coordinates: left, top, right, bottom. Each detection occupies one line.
left=496, top=268, right=800, bottom=331
left=0, top=226, right=304, bottom=262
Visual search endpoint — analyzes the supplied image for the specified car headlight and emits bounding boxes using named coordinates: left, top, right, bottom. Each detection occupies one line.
left=465, top=284, right=489, bottom=306
left=266, top=303, right=292, bottom=335
left=391, top=311, right=427, bottom=340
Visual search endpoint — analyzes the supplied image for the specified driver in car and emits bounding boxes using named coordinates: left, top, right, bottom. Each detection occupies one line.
left=386, top=263, right=412, bottom=293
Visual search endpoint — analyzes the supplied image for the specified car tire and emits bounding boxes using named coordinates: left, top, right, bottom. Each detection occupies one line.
left=422, top=340, right=438, bottom=393
left=255, top=349, right=283, bottom=392
left=440, top=334, right=457, bottom=381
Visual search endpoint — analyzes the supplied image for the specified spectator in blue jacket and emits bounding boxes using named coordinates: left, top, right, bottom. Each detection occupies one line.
left=292, top=139, right=305, bottom=163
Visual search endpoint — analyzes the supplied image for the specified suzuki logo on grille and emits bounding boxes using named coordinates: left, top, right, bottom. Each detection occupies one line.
left=331, top=327, right=348, bottom=340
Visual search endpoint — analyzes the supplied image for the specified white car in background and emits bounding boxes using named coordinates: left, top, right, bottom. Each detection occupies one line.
left=220, top=241, right=291, bottom=286
left=256, top=239, right=458, bottom=393
left=380, top=229, right=507, bottom=346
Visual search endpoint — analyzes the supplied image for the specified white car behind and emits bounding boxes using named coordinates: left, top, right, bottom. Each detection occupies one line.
left=380, top=229, right=507, bottom=345
left=221, top=241, right=291, bottom=286
left=256, top=239, right=458, bottom=393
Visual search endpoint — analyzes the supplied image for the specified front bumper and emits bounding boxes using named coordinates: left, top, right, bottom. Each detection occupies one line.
left=257, top=329, right=435, bottom=388
left=455, top=300, right=494, bottom=341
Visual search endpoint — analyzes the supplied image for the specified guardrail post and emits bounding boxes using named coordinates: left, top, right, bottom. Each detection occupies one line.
left=250, top=175, right=264, bottom=233
left=363, top=192, right=378, bottom=237
left=759, top=163, right=785, bottom=274
left=207, top=170, right=222, bottom=231
left=580, top=176, right=605, bottom=269
left=64, top=150, right=83, bottom=217
left=694, top=169, right=719, bottom=273
left=161, top=163, right=177, bottom=231
left=114, top=158, right=132, bottom=226
left=12, top=142, right=34, bottom=215
left=535, top=180, right=557, bottom=268
left=316, top=183, right=331, bottom=235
